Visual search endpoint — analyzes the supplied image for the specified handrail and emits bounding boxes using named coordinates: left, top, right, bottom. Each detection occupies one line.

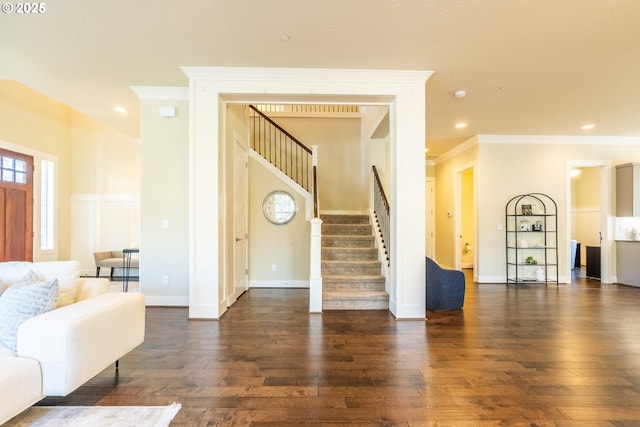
left=313, top=165, right=319, bottom=218
left=248, top=105, right=313, bottom=193
left=372, top=166, right=389, bottom=215
left=249, top=105, right=312, bottom=154
left=372, top=166, right=390, bottom=266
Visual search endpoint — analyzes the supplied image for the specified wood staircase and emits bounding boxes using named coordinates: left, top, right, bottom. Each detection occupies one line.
left=321, top=214, right=388, bottom=310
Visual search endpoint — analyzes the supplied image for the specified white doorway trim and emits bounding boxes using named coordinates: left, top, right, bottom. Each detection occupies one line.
left=425, top=178, right=435, bottom=260
left=183, top=67, right=432, bottom=319
left=565, top=160, right=612, bottom=284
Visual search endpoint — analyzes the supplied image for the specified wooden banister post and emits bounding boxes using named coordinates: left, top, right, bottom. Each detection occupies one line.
left=309, top=217, right=323, bottom=313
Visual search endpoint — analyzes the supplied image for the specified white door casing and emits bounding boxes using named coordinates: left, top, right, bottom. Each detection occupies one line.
left=231, top=136, right=249, bottom=305
left=425, top=178, right=435, bottom=259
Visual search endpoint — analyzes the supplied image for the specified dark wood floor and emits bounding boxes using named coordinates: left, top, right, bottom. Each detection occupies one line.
left=40, top=270, right=640, bottom=426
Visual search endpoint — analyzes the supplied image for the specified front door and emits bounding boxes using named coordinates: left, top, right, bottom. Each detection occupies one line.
left=0, top=148, right=33, bottom=261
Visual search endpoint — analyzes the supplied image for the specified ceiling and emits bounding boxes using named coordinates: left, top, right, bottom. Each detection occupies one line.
left=1, top=0, right=639, bottom=156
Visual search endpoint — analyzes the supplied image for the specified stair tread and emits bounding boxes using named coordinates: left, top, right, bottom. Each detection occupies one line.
left=322, top=246, right=377, bottom=250
left=323, top=274, right=384, bottom=280
left=323, top=290, right=389, bottom=300
left=320, top=214, right=388, bottom=311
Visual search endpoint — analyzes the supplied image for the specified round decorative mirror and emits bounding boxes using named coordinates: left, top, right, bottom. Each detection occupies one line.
left=262, top=190, right=297, bottom=225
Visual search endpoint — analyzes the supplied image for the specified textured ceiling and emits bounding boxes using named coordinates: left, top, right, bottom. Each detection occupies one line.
left=1, top=0, right=639, bottom=155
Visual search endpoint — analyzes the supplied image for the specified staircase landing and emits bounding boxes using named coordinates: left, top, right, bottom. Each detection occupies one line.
left=321, top=214, right=388, bottom=310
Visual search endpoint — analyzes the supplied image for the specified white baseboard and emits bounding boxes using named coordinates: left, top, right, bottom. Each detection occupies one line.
left=476, top=275, right=571, bottom=284
left=144, top=295, right=189, bottom=306
left=250, top=280, right=309, bottom=288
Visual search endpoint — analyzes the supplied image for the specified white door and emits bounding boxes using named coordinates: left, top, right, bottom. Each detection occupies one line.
left=231, top=139, right=249, bottom=305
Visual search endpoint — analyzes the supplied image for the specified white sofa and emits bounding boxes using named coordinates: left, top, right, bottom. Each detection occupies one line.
left=0, top=260, right=145, bottom=425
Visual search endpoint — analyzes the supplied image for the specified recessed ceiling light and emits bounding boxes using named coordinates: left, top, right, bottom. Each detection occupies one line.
left=453, top=90, right=466, bottom=99
left=113, top=107, right=127, bottom=113
left=455, top=122, right=467, bottom=129
left=281, top=34, right=290, bottom=41
left=581, top=124, right=595, bottom=130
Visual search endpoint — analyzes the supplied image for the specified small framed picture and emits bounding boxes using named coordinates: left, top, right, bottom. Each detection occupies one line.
left=521, top=204, right=532, bottom=215
left=532, top=223, right=542, bottom=232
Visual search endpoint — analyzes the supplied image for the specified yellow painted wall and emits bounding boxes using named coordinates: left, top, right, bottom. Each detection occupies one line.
left=433, top=137, right=478, bottom=267
left=0, top=80, right=138, bottom=263
left=249, top=156, right=310, bottom=284
left=270, top=116, right=364, bottom=212
left=570, top=167, right=602, bottom=265
left=461, top=168, right=474, bottom=267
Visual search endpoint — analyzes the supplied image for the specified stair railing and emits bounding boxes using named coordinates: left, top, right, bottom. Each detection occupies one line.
left=248, top=105, right=313, bottom=192
left=372, top=166, right=390, bottom=266
left=248, top=105, right=322, bottom=310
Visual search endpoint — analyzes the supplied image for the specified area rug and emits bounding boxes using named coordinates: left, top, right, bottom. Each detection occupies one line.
left=4, top=403, right=181, bottom=426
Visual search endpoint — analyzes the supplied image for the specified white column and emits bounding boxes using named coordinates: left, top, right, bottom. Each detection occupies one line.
left=309, top=217, right=323, bottom=313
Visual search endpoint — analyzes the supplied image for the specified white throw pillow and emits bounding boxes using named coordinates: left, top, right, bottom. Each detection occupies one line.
left=10, top=270, right=42, bottom=288
left=32, top=261, right=80, bottom=307
left=0, top=279, right=59, bottom=351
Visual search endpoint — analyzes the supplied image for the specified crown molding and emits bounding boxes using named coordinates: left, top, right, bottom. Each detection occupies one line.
left=478, top=134, right=640, bottom=145
left=130, top=86, right=188, bottom=100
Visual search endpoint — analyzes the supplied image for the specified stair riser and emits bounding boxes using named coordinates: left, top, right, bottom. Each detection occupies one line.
left=322, top=224, right=372, bottom=236
left=320, top=214, right=389, bottom=311
left=322, top=265, right=382, bottom=275
left=320, top=215, right=370, bottom=225
left=323, top=299, right=389, bottom=310
left=322, top=249, right=378, bottom=261
left=322, top=236, right=374, bottom=248
left=323, top=281, right=385, bottom=291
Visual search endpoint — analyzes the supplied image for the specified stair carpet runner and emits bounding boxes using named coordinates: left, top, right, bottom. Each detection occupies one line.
left=321, top=214, right=389, bottom=310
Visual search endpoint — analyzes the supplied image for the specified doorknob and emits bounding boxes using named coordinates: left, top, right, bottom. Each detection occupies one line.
left=235, top=237, right=242, bottom=242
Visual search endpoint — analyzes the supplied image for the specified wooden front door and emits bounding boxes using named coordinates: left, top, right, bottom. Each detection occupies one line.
left=0, top=148, right=33, bottom=261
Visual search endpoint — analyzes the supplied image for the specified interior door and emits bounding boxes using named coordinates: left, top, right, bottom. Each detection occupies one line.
left=0, top=148, right=33, bottom=262
left=231, top=139, right=249, bottom=305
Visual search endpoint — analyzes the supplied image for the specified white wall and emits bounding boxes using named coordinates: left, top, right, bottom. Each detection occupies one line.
left=70, top=195, right=140, bottom=276
left=135, top=89, right=190, bottom=306
left=473, top=136, right=640, bottom=283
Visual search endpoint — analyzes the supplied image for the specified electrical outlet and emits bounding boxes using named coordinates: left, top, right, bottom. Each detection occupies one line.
left=271, top=264, right=276, bottom=271
left=162, top=275, right=169, bottom=285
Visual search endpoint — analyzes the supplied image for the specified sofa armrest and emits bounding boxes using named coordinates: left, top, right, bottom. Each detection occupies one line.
left=16, top=292, right=145, bottom=396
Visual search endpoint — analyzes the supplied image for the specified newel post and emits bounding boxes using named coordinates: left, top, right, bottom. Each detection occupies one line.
left=309, top=144, right=322, bottom=313
left=309, top=217, right=323, bottom=313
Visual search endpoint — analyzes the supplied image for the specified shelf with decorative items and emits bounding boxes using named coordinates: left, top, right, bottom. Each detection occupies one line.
left=505, top=193, right=558, bottom=285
